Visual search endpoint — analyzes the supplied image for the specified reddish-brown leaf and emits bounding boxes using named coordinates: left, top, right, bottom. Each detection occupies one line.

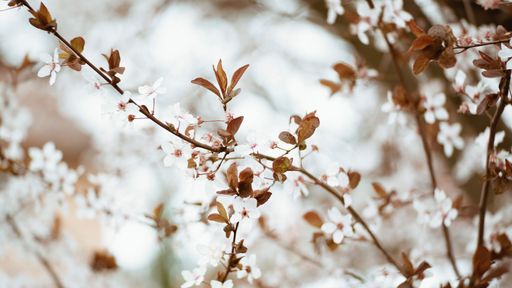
left=227, top=64, right=249, bottom=96
left=303, top=211, right=323, bottom=228
left=191, top=77, right=221, bottom=97
left=272, top=156, right=292, bottom=174
left=208, top=213, right=226, bottom=223
left=407, top=20, right=425, bottom=37
left=319, top=79, right=342, bottom=96
left=227, top=116, right=244, bottom=136
left=278, top=131, right=297, bottom=145
left=348, top=171, right=361, bottom=189
left=413, top=55, right=430, bottom=75
left=226, top=163, right=238, bottom=190
left=409, top=35, right=434, bottom=52
left=473, top=245, right=492, bottom=278
left=372, top=182, right=387, bottom=198
left=214, top=60, right=228, bottom=96
left=333, top=62, right=356, bottom=81
left=297, top=112, right=320, bottom=143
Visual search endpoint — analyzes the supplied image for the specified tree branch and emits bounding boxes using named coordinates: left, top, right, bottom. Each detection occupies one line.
left=475, top=70, right=511, bottom=248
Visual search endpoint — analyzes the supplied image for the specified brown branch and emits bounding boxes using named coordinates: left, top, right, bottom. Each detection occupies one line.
left=475, top=70, right=511, bottom=248
left=220, top=223, right=239, bottom=283
left=6, top=215, right=65, bottom=288
left=379, top=28, right=461, bottom=278
left=454, top=39, right=511, bottom=54
left=252, top=152, right=404, bottom=275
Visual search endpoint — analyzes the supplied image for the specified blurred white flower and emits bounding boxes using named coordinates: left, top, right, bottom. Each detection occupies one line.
left=29, top=142, right=63, bottom=172
left=37, top=48, right=61, bottom=86
left=413, top=189, right=458, bottom=228
left=138, top=77, right=166, bottom=99
left=322, top=166, right=349, bottom=188
left=181, top=266, right=206, bottom=288
left=285, top=173, right=309, bottom=199
left=433, top=189, right=458, bottom=227
left=498, top=40, right=512, bottom=70
left=321, top=207, right=354, bottom=244
left=236, top=254, right=261, bottom=284
left=166, top=103, right=199, bottom=128
left=197, top=243, right=224, bottom=267
left=325, top=0, right=344, bottom=25
left=210, top=280, right=233, bottom=288
left=230, top=197, right=260, bottom=224
left=423, top=93, right=448, bottom=124
left=437, top=122, right=464, bottom=157
left=381, top=91, right=407, bottom=125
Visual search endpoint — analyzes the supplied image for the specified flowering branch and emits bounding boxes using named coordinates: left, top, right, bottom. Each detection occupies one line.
left=17, top=0, right=227, bottom=155
left=252, top=152, right=403, bottom=274
left=379, top=24, right=461, bottom=278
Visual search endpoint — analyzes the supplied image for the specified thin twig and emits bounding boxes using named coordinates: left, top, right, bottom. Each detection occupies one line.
left=454, top=39, right=511, bottom=54
left=220, top=223, right=239, bottom=283
left=6, top=215, right=65, bottom=288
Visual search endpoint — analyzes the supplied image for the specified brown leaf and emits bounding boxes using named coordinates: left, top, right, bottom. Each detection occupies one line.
left=255, top=189, right=272, bottom=206
left=413, top=55, right=430, bottom=75
left=409, top=35, right=434, bottom=52
left=333, top=62, right=356, bottom=81
left=191, top=77, right=221, bottom=98
left=153, top=203, right=165, bottom=220
left=407, top=20, right=425, bottom=37
left=213, top=60, right=228, bottom=96
left=208, top=213, right=226, bottom=223
left=29, top=3, right=57, bottom=32
left=297, top=112, right=320, bottom=143
left=227, top=116, right=244, bottom=136
left=226, top=163, right=238, bottom=191
left=320, top=79, right=342, bottom=96
left=278, top=131, right=297, bottom=145
left=238, top=168, right=254, bottom=197
left=303, top=211, right=323, bottom=228
left=372, top=182, right=388, bottom=198
left=401, top=252, right=415, bottom=276
left=272, top=156, right=292, bottom=174
left=348, top=171, right=361, bottom=189
left=91, top=250, right=117, bottom=272
left=473, top=245, right=492, bottom=278
left=70, top=37, right=85, bottom=52
left=438, top=48, right=456, bottom=68
left=227, top=64, right=249, bottom=96
left=216, top=201, right=228, bottom=220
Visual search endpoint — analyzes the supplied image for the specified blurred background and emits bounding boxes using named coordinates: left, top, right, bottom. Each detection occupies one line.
left=1, top=0, right=512, bottom=287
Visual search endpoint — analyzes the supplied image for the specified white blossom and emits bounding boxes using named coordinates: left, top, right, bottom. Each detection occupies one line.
left=423, top=93, right=449, bottom=124
left=210, top=280, right=233, bottom=288
left=325, top=0, right=344, bottom=25
left=230, top=197, right=261, bottom=224
left=181, top=266, right=206, bottom=288
left=437, top=122, right=464, bottom=157
left=37, top=48, right=61, bottom=86
left=138, top=77, right=167, bottom=99
left=321, top=207, right=354, bottom=244
left=161, top=141, right=192, bottom=170
left=381, top=91, right=407, bottom=125
left=236, top=254, right=261, bottom=284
